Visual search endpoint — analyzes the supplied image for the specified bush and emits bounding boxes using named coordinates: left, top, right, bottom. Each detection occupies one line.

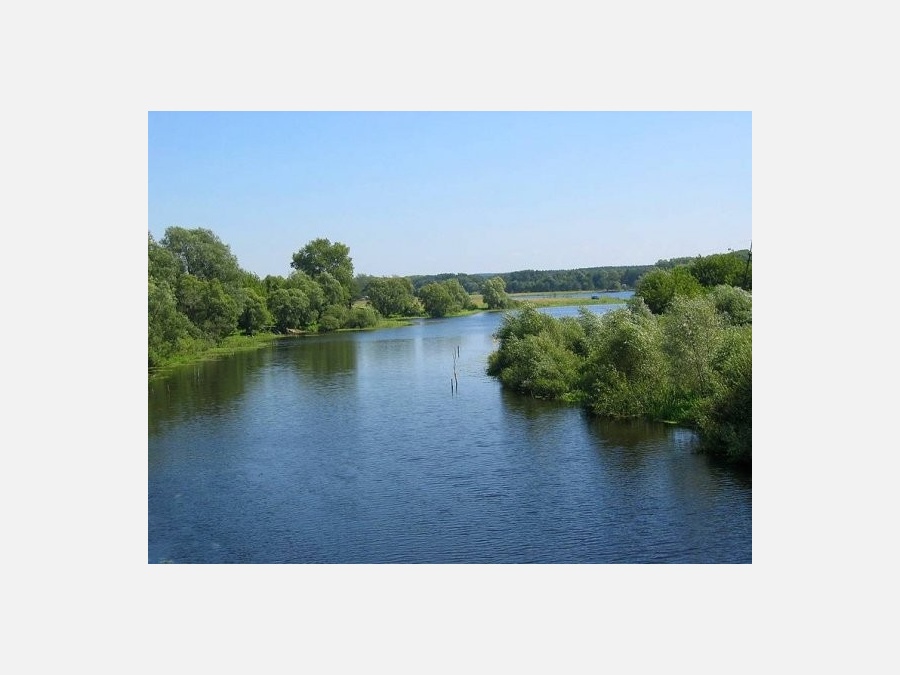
left=581, top=307, right=669, bottom=419
left=709, top=285, right=752, bottom=326
left=697, top=325, right=752, bottom=462
left=318, top=304, right=349, bottom=333
left=494, top=332, right=582, bottom=399
left=345, top=306, right=379, bottom=328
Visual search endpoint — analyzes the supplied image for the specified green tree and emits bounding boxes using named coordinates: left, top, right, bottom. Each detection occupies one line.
left=291, top=238, right=354, bottom=305
left=238, top=289, right=272, bottom=335
left=160, top=227, right=242, bottom=283
left=175, top=275, right=240, bottom=340
left=688, top=252, right=751, bottom=290
left=418, top=282, right=454, bottom=317
left=268, top=288, right=311, bottom=332
left=443, top=278, right=474, bottom=311
left=368, top=276, right=420, bottom=316
left=635, top=266, right=703, bottom=314
left=284, top=271, right=325, bottom=323
left=580, top=306, right=668, bottom=419
left=148, top=233, right=180, bottom=287
left=318, top=304, right=349, bottom=332
left=148, top=278, right=200, bottom=367
left=698, top=324, right=752, bottom=462
left=263, top=275, right=288, bottom=294
left=239, top=270, right=267, bottom=297
left=634, top=269, right=674, bottom=314
left=709, top=284, right=752, bottom=326
left=481, top=276, right=511, bottom=309
left=316, top=271, right=350, bottom=307
left=660, top=295, right=724, bottom=402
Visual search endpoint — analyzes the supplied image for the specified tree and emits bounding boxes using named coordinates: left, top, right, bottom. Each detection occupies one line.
left=238, top=289, right=272, bottom=335
left=284, top=271, right=325, bottom=323
left=709, top=284, right=752, bottom=326
left=367, top=276, right=420, bottom=316
left=291, top=238, right=354, bottom=305
left=580, top=306, right=668, bottom=419
left=268, top=288, right=311, bottom=332
left=634, top=269, right=674, bottom=314
left=417, top=282, right=454, bottom=317
left=148, top=278, right=199, bottom=367
left=316, top=270, right=350, bottom=307
left=698, top=324, right=752, bottom=462
left=148, top=233, right=180, bottom=287
left=175, top=275, right=240, bottom=341
left=443, top=279, right=473, bottom=311
left=481, top=276, right=511, bottom=309
left=688, top=253, right=749, bottom=289
left=635, top=266, right=703, bottom=314
left=160, top=227, right=242, bottom=283
left=318, top=304, right=349, bottom=333
left=416, top=279, right=473, bottom=317
left=661, top=295, right=724, bottom=400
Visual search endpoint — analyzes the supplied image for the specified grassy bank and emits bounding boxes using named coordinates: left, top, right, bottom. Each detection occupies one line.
left=513, top=296, right=626, bottom=308
left=149, top=332, right=284, bottom=381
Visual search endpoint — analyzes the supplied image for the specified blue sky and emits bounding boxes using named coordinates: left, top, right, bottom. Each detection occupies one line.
left=149, top=111, right=750, bottom=278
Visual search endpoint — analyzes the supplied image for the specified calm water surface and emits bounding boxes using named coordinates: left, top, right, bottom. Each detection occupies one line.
left=148, top=304, right=751, bottom=563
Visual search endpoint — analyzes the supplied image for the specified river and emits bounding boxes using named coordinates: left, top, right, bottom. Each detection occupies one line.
left=148, top=303, right=751, bottom=563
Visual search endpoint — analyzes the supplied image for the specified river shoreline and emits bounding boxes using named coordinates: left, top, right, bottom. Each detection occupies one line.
left=148, top=295, right=629, bottom=380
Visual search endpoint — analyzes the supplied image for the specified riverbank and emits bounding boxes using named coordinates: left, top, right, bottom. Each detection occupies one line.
left=149, top=332, right=285, bottom=381
left=148, top=294, right=629, bottom=380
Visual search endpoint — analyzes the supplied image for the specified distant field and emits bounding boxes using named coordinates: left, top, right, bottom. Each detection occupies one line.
left=514, top=296, right=625, bottom=308
left=509, top=290, right=630, bottom=308
left=354, top=291, right=628, bottom=315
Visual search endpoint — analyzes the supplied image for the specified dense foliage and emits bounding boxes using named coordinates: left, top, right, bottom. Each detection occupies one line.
left=149, top=229, right=378, bottom=370
left=417, top=279, right=475, bottom=317
left=481, top=276, right=512, bottom=309
left=365, top=276, right=422, bottom=317
left=487, top=285, right=751, bottom=463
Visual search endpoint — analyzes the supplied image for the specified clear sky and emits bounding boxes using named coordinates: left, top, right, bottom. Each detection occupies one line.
left=149, top=111, right=750, bottom=279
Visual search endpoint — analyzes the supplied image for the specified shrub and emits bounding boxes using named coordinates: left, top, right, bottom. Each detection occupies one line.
left=345, top=306, right=379, bottom=328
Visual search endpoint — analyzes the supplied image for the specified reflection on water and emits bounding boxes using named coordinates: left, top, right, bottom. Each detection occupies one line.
left=149, top=307, right=750, bottom=564
left=587, top=417, right=675, bottom=450
left=285, top=334, right=358, bottom=377
left=148, top=346, right=274, bottom=438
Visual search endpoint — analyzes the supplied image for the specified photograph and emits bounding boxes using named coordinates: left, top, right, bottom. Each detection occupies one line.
left=148, top=111, right=752, bottom=564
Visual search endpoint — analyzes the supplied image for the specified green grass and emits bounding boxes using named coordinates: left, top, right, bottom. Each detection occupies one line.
left=511, top=295, right=626, bottom=308
left=149, top=332, right=284, bottom=381
left=372, top=316, right=418, bottom=328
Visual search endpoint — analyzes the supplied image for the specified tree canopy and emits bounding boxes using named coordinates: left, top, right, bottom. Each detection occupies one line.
left=160, top=227, right=242, bottom=283
left=367, top=276, right=421, bottom=317
left=291, top=238, right=355, bottom=304
left=481, top=276, right=511, bottom=309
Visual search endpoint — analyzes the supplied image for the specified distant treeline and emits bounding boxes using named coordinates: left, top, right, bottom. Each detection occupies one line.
left=394, top=249, right=750, bottom=294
